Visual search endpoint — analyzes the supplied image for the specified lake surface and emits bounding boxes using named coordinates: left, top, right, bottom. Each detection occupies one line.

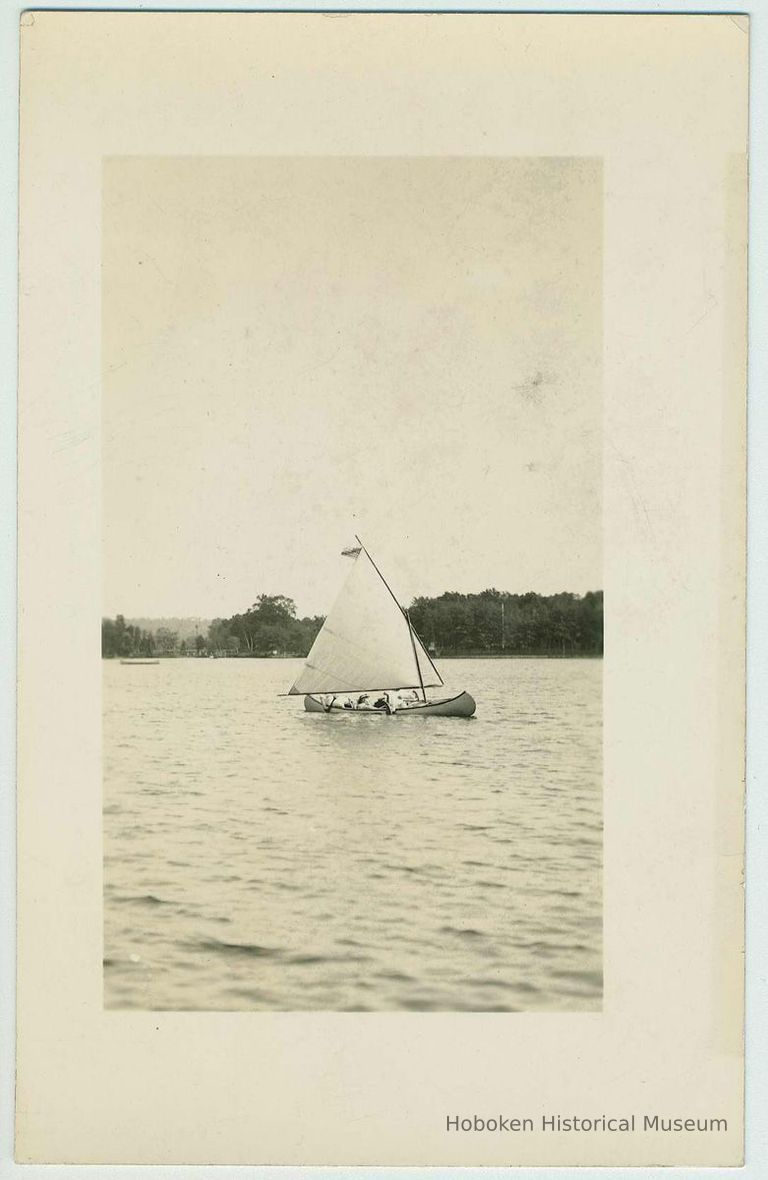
left=104, top=658, right=602, bottom=1011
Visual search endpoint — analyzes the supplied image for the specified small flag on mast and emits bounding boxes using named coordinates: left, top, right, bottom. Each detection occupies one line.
left=341, top=546, right=362, bottom=558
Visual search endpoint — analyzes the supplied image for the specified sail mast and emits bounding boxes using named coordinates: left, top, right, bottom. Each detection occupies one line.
left=355, top=535, right=427, bottom=693
left=407, top=613, right=444, bottom=688
left=406, top=610, right=427, bottom=701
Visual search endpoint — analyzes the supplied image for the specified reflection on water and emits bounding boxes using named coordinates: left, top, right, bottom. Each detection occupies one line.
left=103, top=657, right=602, bottom=1010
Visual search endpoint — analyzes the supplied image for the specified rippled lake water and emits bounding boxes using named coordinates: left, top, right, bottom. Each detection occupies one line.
left=104, top=657, right=602, bottom=1011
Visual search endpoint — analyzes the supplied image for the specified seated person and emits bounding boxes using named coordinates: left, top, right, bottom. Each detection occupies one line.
left=372, top=692, right=394, bottom=714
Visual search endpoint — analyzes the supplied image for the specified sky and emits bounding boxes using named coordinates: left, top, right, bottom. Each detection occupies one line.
left=103, top=156, right=601, bottom=619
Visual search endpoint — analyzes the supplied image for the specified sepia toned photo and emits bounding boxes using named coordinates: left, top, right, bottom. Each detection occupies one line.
left=17, top=12, right=747, bottom=1166
left=102, top=156, right=603, bottom=1012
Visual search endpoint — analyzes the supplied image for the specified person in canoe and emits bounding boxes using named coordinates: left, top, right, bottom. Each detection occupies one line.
left=372, top=692, right=394, bottom=715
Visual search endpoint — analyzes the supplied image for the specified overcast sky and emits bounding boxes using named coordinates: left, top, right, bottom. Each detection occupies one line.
left=103, top=156, right=601, bottom=619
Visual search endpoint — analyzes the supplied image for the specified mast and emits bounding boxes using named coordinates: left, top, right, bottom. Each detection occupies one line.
left=355, top=534, right=444, bottom=691
left=407, top=613, right=444, bottom=687
left=356, top=534, right=437, bottom=695
left=406, top=610, right=427, bottom=701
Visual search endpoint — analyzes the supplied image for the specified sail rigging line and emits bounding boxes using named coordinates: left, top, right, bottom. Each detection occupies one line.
left=353, top=534, right=408, bottom=618
left=407, top=613, right=444, bottom=687
left=406, top=610, right=427, bottom=701
left=354, top=533, right=442, bottom=689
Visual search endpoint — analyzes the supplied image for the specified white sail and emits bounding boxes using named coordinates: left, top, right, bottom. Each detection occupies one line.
left=288, top=549, right=443, bottom=695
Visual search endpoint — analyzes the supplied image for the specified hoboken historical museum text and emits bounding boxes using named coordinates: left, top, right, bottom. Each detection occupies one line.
left=445, top=1114, right=728, bottom=1134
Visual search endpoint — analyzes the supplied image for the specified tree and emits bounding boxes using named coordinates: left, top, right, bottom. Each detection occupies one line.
left=230, top=595, right=300, bottom=656
left=207, top=619, right=231, bottom=654
left=155, top=627, right=178, bottom=656
left=251, top=594, right=297, bottom=625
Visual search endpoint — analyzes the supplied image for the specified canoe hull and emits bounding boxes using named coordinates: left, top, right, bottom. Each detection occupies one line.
left=304, top=691, right=476, bottom=718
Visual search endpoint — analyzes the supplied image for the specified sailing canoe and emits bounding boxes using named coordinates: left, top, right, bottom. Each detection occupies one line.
left=304, top=691, right=476, bottom=717
left=286, top=540, right=476, bottom=718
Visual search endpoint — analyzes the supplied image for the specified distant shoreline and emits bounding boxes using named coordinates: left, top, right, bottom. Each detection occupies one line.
left=104, top=591, right=603, bottom=660
left=105, top=652, right=602, bottom=662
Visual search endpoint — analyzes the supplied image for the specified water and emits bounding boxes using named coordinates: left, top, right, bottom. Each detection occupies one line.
left=104, top=658, right=602, bottom=1011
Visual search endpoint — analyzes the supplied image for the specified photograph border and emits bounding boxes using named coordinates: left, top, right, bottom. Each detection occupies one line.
left=5, top=1, right=765, bottom=1175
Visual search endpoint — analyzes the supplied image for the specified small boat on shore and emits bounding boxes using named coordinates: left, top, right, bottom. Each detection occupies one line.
left=286, top=538, right=476, bottom=718
left=120, top=658, right=159, bottom=665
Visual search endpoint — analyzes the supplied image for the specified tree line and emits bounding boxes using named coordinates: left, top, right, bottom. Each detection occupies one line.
left=102, top=589, right=602, bottom=659
left=408, top=589, right=603, bottom=657
left=207, top=595, right=323, bottom=657
left=101, top=615, right=209, bottom=658
left=101, top=596, right=323, bottom=659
